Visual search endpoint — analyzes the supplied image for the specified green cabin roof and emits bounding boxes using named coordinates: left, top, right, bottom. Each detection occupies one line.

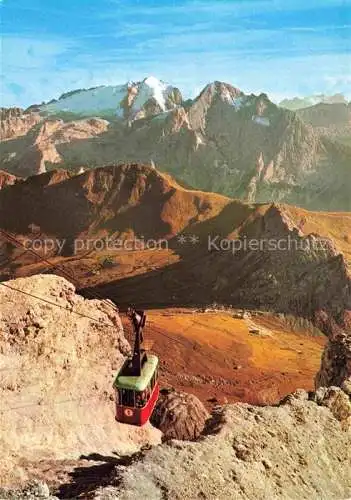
left=113, top=354, right=158, bottom=392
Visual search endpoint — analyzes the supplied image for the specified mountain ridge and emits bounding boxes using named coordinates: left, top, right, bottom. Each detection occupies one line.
left=0, top=163, right=349, bottom=340
left=279, top=93, right=349, bottom=110
left=1, top=78, right=350, bottom=211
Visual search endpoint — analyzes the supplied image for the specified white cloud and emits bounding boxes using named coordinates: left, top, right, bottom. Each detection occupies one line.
left=1, top=35, right=74, bottom=71
left=1, top=0, right=350, bottom=109
left=99, top=0, right=348, bottom=21
left=323, top=74, right=351, bottom=99
left=0, top=35, right=79, bottom=106
left=2, top=45, right=350, bottom=108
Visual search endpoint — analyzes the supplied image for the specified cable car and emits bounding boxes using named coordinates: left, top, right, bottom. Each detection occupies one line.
left=113, top=307, right=159, bottom=426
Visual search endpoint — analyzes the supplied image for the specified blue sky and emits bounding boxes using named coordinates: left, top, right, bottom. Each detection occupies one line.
left=1, top=0, right=350, bottom=107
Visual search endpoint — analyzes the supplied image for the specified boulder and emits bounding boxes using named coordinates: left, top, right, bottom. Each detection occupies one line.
left=151, top=389, right=210, bottom=441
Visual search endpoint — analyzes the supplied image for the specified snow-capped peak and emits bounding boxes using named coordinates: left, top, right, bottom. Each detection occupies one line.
left=39, top=77, right=181, bottom=122
left=143, top=75, right=164, bottom=87
left=132, top=76, right=170, bottom=113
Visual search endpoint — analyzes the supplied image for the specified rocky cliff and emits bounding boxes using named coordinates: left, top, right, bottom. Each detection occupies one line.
left=0, top=107, right=42, bottom=141
left=0, top=117, right=110, bottom=176
left=316, top=321, right=351, bottom=395
left=89, top=391, right=351, bottom=500
left=0, top=273, right=350, bottom=498
left=0, top=274, right=161, bottom=486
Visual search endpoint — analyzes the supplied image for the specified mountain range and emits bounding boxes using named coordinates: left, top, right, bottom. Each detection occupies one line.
left=279, top=93, right=349, bottom=110
left=0, top=163, right=350, bottom=339
left=0, top=117, right=351, bottom=500
left=1, top=77, right=350, bottom=211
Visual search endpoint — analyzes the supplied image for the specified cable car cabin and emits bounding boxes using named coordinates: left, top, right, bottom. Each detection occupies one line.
left=113, top=354, right=159, bottom=426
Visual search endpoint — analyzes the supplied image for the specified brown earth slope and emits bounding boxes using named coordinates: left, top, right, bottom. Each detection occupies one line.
left=0, top=164, right=350, bottom=341
left=0, top=163, right=231, bottom=241
left=132, top=310, right=326, bottom=407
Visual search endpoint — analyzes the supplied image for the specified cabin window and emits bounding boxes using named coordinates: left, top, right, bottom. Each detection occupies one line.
left=135, top=390, right=148, bottom=408
left=118, top=388, right=135, bottom=407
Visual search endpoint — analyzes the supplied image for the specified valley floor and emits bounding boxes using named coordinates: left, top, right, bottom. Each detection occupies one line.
left=123, top=310, right=325, bottom=408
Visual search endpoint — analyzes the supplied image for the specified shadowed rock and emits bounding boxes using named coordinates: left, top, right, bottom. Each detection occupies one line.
left=151, top=389, right=210, bottom=441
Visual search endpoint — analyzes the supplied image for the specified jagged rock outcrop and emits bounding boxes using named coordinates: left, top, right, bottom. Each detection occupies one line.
left=315, top=327, right=351, bottom=395
left=1, top=117, right=110, bottom=175
left=0, top=107, right=42, bottom=140
left=226, top=204, right=351, bottom=325
left=91, top=390, right=351, bottom=500
left=314, top=386, right=351, bottom=429
left=4, top=389, right=349, bottom=499
left=151, top=389, right=210, bottom=441
left=187, top=81, right=242, bottom=131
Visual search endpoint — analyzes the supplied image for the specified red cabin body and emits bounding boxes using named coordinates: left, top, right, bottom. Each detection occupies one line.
left=115, top=383, right=160, bottom=426
left=113, top=354, right=159, bottom=426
